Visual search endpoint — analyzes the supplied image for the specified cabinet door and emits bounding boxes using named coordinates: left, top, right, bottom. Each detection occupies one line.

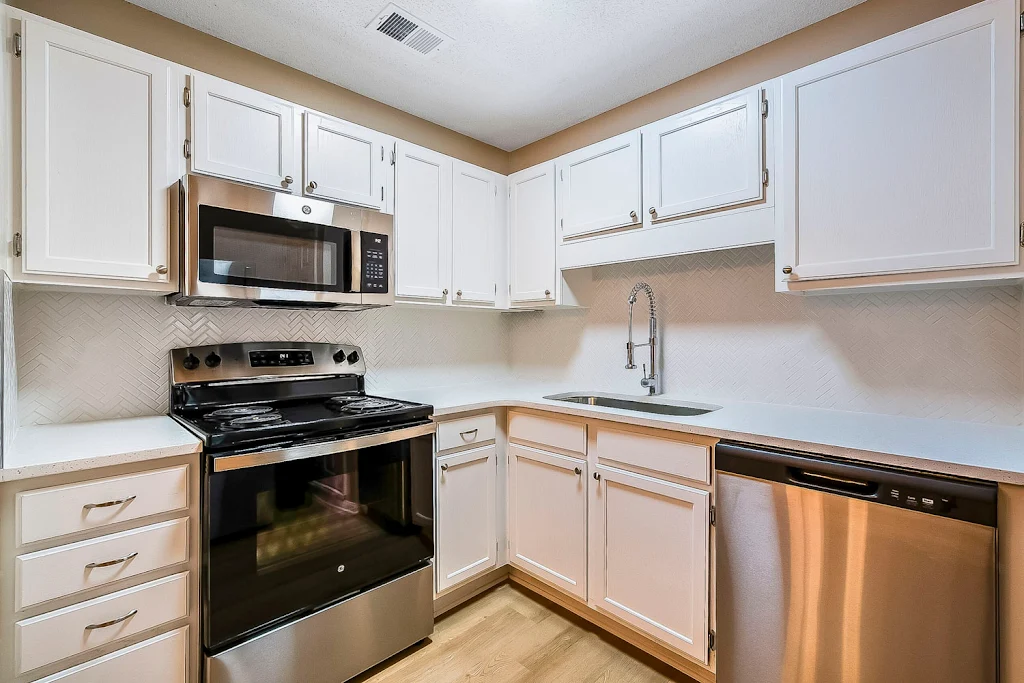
left=557, top=131, right=641, bottom=240
left=451, top=160, right=497, bottom=305
left=303, top=113, right=386, bottom=210
left=394, top=141, right=452, bottom=301
left=436, top=445, right=497, bottom=593
left=22, top=20, right=174, bottom=284
left=778, top=0, right=1018, bottom=281
left=642, top=86, right=764, bottom=222
left=508, top=162, right=556, bottom=303
left=508, top=444, right=587, bottom=599
left=590, top=464, right=709, bottom=662
left=191, top=72, right=298, bottom=192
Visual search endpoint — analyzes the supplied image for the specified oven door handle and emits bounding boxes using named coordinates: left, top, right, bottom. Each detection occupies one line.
left=211, top=421, right=436, bottom=472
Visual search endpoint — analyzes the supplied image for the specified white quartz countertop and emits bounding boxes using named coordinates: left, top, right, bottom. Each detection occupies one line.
left=390, top=383, right=1024, bottom=485
left=0, top=416, right=203, bottom=482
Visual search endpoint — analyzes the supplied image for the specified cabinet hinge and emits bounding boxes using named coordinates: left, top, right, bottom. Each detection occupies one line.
left=709, top=630, right=716, bottom=653
left=381, top=186, right=384, bottom=201
left=390, top=148, right=396, bottom=166
left=1019, top=222, right=1024, bottom=248
left=560, top=218, right=563, bottom=229
left=12, top=32, right=21, bottom=58
left=762, top=169, right=769, bottom=187
left=560, top=168, right=563, bottom=181
left=381, top=145, right=384, bottom=162
left=494, top=283, right=497, bottom=294
left=183, top=86, right=191, bottom=108
left=1019, top=11, right=1023, bottom=32
left=761, top=97, right=769, bottom=118
left=183, top=139, right=192, bottom=159
left=13, top=232, right=22, bottom=257
left=709, top=505, right=716, bottom=526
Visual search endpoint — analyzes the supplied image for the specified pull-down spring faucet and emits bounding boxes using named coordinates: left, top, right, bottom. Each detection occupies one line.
left=626, top=282, right=660, bottom=395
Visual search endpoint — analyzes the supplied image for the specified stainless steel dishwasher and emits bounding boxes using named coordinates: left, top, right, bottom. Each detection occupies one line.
left=715, top=442, right=998, bottom=683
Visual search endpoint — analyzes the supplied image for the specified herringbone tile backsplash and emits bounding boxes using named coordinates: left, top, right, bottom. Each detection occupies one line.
left=15, top=244, right=1024, bottom=426
left=510, top=245, right=1024, bottom=425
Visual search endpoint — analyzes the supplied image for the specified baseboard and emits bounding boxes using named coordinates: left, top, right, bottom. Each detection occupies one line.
left=508, top=568, right=716, bottom=683
left=433, top=565, right=511, bottom=616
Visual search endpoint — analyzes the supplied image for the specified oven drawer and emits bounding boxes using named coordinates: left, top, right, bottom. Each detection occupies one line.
left=436, top=413, right=496, bottom=453
left=15, top=518, right=189, bottom=611
left=17, top=465, right=189, bottom=545
left=15, top=572, right=188, bottom=675
left=33, top=626, right=188, bottom=683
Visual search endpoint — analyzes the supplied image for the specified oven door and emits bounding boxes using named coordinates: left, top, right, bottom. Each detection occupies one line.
left=203, top=426, right=434, bottom=653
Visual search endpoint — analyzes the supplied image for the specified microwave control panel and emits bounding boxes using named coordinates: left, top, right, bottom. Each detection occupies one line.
left=359, top=232, right=389, bottom=293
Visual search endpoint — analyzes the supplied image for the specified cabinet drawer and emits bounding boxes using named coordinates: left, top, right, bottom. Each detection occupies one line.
left=15, top=572, right=188, bottom=675
left=18, top=465, right=189, bottom=545
left=16, top=518, right=189, bottom=610
left=508, top=411, right=586, bottom=456
left=595, top=427, right=710, bottom=484
left=437, top=414, right=496, bottom=452
left=34, top=626, right=188, bottom=683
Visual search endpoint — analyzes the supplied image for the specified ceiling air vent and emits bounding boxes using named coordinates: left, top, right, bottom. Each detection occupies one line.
left=367, top=3, right=452, bottom=58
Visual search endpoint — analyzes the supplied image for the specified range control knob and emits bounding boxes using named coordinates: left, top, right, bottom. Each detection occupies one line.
left=204, top=352, right=222, bottom=368
left=346, top=350, right=360, bottom=364
left=182, top=354, right=200, bottom=370
left=332, top=349, right=346, bottom=363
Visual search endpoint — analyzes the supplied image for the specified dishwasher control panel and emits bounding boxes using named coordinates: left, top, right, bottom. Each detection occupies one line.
left=884, top=485, right=954, bottom=514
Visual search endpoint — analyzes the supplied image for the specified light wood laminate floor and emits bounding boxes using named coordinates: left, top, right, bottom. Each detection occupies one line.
left=351, top=582, right=696, bottom=683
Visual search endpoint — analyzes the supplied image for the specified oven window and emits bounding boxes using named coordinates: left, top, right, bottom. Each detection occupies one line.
left=204, top=434, right=433, bottom=652
left=198, top=205, right=350, bottom=292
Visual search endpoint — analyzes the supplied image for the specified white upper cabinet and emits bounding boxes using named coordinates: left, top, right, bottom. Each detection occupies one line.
left=508, top=444, right=588, bottom=600
left=508, top=162, right=557, bottom=304
left=557, top=131, right=641, bottom=240
left=21, top=18, right=175, bottom=286
left=451, top=160, right=498, bottom=305
left=394, top=141, right=452, bottom=301
left=189, top=72, right=298, bottom=192
left=303, top=113, right=387, bottom=211
left=642, top=86, right=765, bottom=223
left=436, top=445, right=498, bottom=593
left=590, top=464, right=710, bottom=663
left=777, top=0, right=1019, bottom=284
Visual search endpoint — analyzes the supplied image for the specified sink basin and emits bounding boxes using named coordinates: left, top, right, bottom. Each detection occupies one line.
left=543, top=392, right=721, bottom=417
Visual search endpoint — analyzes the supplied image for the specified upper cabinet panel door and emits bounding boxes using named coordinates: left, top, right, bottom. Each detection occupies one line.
left=451, top=161, right=497, bottom=305
left=590, top=465, right=710, bottom=663
left=557, top=130, right=641, bottom=240
left=509, top=162, right=556, bottom=303
left=394, top=141, right=452, bottom=301
left=642, top=87, right=764, bottom=222
left=303, top=113, right=386, bottom=211
left=778, top=0, right=1018, bottom=281
left=22, top=19, right=174, bottom=284
left=190, top=72, right=297, bottom=192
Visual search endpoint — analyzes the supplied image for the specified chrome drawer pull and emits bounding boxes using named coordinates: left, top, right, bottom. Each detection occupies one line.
left=83, top=495, right=137, bottom=510
left=85, top=551, right=138, bottom=570
left=459, top=428, right=478, bottom=440
left=84, top=609, right=138, bottom=630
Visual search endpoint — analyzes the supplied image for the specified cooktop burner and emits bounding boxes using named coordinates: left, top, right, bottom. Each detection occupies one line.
left=326, top=396, right=401, bottom=413
left=206, top=406, right=276, bottom=420
left=221, top=412, right=286, bottom=429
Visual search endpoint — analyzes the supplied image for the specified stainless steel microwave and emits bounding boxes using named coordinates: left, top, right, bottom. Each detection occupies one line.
left=169, top=174, right=393, bottom=310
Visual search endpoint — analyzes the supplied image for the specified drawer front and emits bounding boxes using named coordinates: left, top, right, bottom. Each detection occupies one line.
left=16, top=518, right=189, bottom=611
left=18, top=465, right=189, bottom=545
left=595, top=427, right=710, bottom=484
left=437, top=413, right=496, bottom=452
left=34, top=626, right=188, bottom=683
left=15, top=572, right=188, bottom=675
left=508, top=411, right=586, bottom=456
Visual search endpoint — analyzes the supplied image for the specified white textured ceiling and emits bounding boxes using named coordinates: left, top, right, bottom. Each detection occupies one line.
left=126, top=0, right=865, bottom=150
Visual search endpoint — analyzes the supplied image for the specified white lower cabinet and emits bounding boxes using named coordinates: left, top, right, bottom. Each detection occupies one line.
left=34, top=626, right=188, bottom=683
left=589, top=464, right=710, bottom=663
left=507, top=443, right=587, bottom=599
left=435, top=445, right=497, bottom=593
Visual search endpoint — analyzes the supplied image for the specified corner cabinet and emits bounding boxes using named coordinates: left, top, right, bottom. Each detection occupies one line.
left=394, top=141, right=453, bottom=301
left=19, top=17, right=177, bottom=289
left=188, top=72, right=298, bottom=192
left=776, top=0, right=1020, bottom=290
left=509, top=162, right=562, bottom=305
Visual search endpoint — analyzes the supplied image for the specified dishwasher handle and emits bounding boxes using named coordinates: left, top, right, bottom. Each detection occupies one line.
left=787, top=467, right=880, bottom=498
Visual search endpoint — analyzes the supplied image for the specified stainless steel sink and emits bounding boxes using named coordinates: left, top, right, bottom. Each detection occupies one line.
left=543, top=392, right=721, bottom=417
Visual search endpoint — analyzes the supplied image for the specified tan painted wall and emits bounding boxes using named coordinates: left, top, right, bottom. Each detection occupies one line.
left=509, top=0, right=979, bottom=172
left=9, top=0, right=510, bottom=174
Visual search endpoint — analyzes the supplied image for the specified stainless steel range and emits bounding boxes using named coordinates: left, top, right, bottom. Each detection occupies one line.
left=169, top=342, right=435, bottom=683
